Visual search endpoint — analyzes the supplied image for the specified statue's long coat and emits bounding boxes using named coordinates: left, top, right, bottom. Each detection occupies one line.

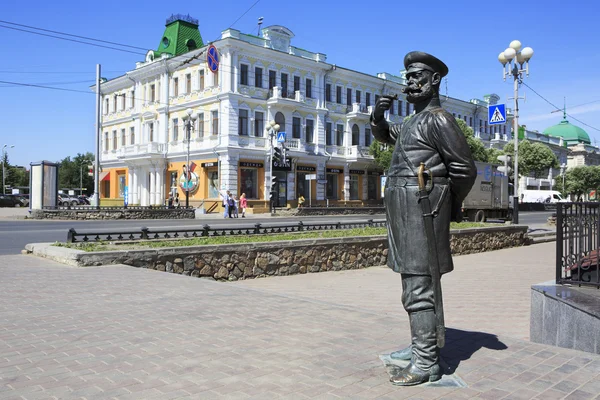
left=371, top=107, right=476, bottom=275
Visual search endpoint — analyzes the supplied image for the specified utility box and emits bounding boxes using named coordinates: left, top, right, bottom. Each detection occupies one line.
left=30, top=161, right=59, bottom=210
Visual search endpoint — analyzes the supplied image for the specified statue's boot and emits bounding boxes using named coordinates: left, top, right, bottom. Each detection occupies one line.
left=390, top=310, right=441, bottom=386
left=390, top=345, right=412, bottom=360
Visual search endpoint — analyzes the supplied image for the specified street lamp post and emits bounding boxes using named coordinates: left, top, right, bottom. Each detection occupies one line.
left=267, top=120, right=280, bottom=209
left=498, top=40, right=534, bottom=224
left=2, top=144, right=15, bottom=195
left=560, top=163, right=567, bottom=194
left=182, top=108, right=199, bottom=208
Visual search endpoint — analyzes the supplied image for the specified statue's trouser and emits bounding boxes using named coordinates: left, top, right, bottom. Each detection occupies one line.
left=401, top=274, right=438, bottom=371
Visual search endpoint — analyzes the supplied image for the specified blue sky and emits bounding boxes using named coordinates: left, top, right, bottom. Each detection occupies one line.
left=1, top=0, right=599, bottom=167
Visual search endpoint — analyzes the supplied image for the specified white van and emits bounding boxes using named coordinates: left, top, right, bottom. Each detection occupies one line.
left=521, top=190, right=567, bottom=203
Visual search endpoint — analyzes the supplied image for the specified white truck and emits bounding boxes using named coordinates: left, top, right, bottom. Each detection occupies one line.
left=462, top=161, right=511, bottom=222
left=520, top=189, right=567, bottom=203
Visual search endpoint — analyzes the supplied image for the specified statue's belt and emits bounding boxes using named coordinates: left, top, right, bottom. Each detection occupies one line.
left=386, top=176, right=448, bottom=187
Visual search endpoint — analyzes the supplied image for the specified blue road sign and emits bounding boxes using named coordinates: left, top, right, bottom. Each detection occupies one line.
left=488, top=104, right=506, bottom=125
left=277, top=132, right=286, bottom=143
left=207, top=44, right=219, bottom=73
left=124, top=186, right=129, bottom=206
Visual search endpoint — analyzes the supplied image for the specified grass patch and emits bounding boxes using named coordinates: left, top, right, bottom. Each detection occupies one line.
left=55, top=222, right=492, bottom=252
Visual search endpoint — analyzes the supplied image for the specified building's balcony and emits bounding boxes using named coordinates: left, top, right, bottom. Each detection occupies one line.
left=346, top=145, right=373, bottom=161
left=115, top=142, right=165, bottom=160
left=346, top=103, right=371, bottom=119
left=239, top=85, right=269, bottom=100
left=235, top=135, right=268, bottom=149
left=325, top=145, right=347, bottom=157
left=267, top=87, right=307, bottom=109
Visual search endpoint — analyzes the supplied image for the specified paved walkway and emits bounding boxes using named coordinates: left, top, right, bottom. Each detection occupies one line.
left=1, top=243, right=599, bottom=400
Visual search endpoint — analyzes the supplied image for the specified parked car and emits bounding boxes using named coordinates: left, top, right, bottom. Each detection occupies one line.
left=0, top=194, right=21, bottom=207
left=57, top=195, right=80, bottom=207
left=11, top=194, right=29, bottom=207
left=77, top=195, right=90, bottom=205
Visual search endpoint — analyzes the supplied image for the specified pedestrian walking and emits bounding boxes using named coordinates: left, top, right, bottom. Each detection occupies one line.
left=167, top=193, right=174, bottom=209
left=239, top=193, right=247, bottom=218
left=221, top=190, right=230, bottom=218
left=174, top=193, right=180, bottom=209
left=227, top=193, right=235, bottom=218
left=233, top=195, right=239, bottom=218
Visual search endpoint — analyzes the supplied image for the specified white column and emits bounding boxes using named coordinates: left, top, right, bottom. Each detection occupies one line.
left=131, top=167, right=138, bottom=205
left=156, top=167, right=163, bottom=205
left=149, top=168, right=156, bottom=205
left=127, top=168, right=133, bottom=205
left=343, top=164, right=350, bottom=201
left=140, top=168, right=149, bottom=206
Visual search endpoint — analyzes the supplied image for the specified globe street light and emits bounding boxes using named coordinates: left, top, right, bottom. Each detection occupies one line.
left=181, top=108, right=199, bottom=208
left=2, top=144, right=15, bottom=195
left=498, top=39, right=533, bottom=224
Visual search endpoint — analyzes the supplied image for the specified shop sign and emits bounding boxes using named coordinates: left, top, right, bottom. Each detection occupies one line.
left=239, top=162, right=264, bottom=168
left=201, top=162, right=217, bottom=168
left=326, top=168, right=343, bottom=174
left=296, top=165, right=316, bottom=172
left=349, top=169, right=365, bottom=175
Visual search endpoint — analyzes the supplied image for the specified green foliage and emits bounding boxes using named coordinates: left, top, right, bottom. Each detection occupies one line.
left=0, top=152, right=29, bottom=191
left=455, top=119, right=488, bottom=163
left=57, top=152, right=95, bottom=195
left=564, top=166, right=600, bottom=199
left=368, top=141, right=393, bottom=172
left=503, top=140, right=559, bottom=179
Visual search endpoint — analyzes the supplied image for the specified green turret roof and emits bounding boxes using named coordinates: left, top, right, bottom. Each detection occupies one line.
left=155, top=14, right=203, bottom=57
left=543, top=112, right=590, bottom=145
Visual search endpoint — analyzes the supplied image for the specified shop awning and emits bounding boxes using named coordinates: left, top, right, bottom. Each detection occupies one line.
left=99, top=171, right=110, bottom=181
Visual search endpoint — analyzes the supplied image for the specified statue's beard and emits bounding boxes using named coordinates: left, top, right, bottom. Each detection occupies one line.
left=406, top=84, right=434, bottom=104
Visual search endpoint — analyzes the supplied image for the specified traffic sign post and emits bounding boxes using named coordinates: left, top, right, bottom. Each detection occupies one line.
left=207, top=44, right=219, bottom=73
left=488, top=104, right=506, bottom=125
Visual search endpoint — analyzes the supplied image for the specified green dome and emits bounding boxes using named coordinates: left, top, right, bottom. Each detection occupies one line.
left=543, top=117, right=590, bottom=145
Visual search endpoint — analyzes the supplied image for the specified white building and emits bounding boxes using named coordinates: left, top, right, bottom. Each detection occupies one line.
left=96, top=14, right=512, bottom=211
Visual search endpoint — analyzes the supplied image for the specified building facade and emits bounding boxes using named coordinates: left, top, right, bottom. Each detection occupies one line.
left=96, top=15, right=512, bottom=211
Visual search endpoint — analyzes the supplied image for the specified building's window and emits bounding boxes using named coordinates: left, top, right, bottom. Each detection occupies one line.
left=173, top=77, right=179, bottom=96
left=297, top=173, right=309, bottom=199
left=118, top=174, right=126, bottom=198
left=292, top=117, right=301, bottom=139
left=406, top=102, right=410, bottom=116
left=113, top=95, right=117, bottom=112
left=336, top=124, right=343, bottom=146
left=326, top=122, right=332, bottom=145
left=365, top=128, right=372, bottom=147
left=336, top=86, right=342, bottom=104
left=281, top=73, right=288, bottom=97
left=503, top=125, right=506, bottom=135
left=326, top=174, right=338, bottom=199
left=199, top=70, right=205, bottom=90
left=366, top=92, right=371, bottom=107
left=121, top=128, right=126, bottom=146
left=390, top=100, right=395, bottom=115
left=240, top=64, right=248, bottom=86
left=213, top=70, right=219, bottom=86
left=131, top=90, right=135, bottom=108
left=306, top=78, right=312, bottom=98
left=350, top=175, right=359, bottom=200
left=104, top=132, right=109, bottom=151
left=240, top=168, right=258, bottom=199
left=268, top=70, right=276, bottom=89
left=121, top=94, right=126, bottom=110
left=238, top=109, right=249, bottom=136
left=208, top=170, right=219, bottom=198
left=112, top=130, right=117, bottom=150
left=375, top=94, right=380, bottom=108
left=293, top=76, right=300, bottom=93
left=368, top=175, right=377, bottom=200
left=104, top=98, right=109, bottom=114
left=103, top=181, right=110, bottom=198
left=399, top=100, right=403, bottom=116
left=347, top=88, right=352, bottom=106
left=169, top=171, right=178, bottom=197
left=212, top=110, right=219, bottom=135
left=325, top=84, right=331, bottom=102
left=173, top=118, right=179, bottom=141
left=352, top=124, right=359, bottom=146
left=485, top=121, right=488, bottom=134
left=197, top=113, right=204, bottom=138
left=254, top=111, right=264, bottom=137
left=130, top=127, right=135, bottom=145
left=186, top=74, right=191, bottom=94
left=149, top=122, right=154, bottom=142
left=356, top=90, right=361, bottom=104
left=254, top=67, right=263, bottom=88
left=306, top=119, right=314, bottom=143
left=150, top=84, right=156, bottom=102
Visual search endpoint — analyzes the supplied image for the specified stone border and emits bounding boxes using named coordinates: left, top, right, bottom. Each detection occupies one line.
left=26, top=225, right=528, bottom=281
left=30, top=208, right=195, bottom=220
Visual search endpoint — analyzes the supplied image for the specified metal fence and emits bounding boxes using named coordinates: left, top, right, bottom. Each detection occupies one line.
left=66, top=219, right=387, bottom=243
left=556, top=203, right=600, bottom=288
left=43, top=205, right=192, bottom=211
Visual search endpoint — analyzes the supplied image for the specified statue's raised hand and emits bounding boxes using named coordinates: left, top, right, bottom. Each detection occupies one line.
left=372, top=95, right=396, bottom=123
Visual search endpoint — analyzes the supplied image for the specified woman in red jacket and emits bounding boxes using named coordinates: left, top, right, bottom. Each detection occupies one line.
left=239, top=193, right=248, bottom=218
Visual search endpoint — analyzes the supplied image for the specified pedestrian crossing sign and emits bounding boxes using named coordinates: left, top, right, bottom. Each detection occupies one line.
left=488, top=104, right=506, bottom=125
left=277, top=132, right=286, bottom=143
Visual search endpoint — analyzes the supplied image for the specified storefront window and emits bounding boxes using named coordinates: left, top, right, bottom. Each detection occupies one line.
left=170, top=172, right=177, bottom=197
left=241, top=168, right=258, bottom=199
left=326, top=174, right=338, bottom=199
left=118, top=174, right=126, bottom=198
left=297, top=173, right=308, bottom=198
left=208, top=170, right=219, bottom=198
left=368, top=175, right=377, bottom=200
left=350, top=175, right=359, bottom=200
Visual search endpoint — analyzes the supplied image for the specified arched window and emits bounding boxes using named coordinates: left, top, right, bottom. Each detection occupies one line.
left=352, top=124, right=360, bottom=146
left=275, top=112, right=285, bottom=132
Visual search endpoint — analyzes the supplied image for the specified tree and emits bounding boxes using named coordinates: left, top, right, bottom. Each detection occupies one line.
left=503, top=140, right=559, bottom=179
left=57, top=152, right=95, bottom=195
left=564, top=166, right=600, bottom=200
left=1, top=152, right=29, bottom=192
left=369, top=141, right=393, bottom=172
left=456, top=119, right=488, bottom=162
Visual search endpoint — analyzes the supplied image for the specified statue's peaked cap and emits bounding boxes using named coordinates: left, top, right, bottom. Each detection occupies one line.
left=404, top=51, right=449, bottom=78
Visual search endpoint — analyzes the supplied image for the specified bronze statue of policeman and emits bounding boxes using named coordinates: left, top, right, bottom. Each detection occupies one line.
left=371, top=51, right=476, bottom=386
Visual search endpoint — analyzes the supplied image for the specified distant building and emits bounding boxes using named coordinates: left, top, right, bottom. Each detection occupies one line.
left=94, top=14, right=513, bottom=210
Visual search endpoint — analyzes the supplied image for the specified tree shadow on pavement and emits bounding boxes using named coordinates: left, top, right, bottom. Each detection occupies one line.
left=440, top=327, right=508, bottom=375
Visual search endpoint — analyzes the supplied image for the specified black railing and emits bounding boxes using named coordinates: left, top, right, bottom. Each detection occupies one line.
left=66, top=219, right=387, bottom=243
left=43, top=205, right=193, bottom=211
left=556, top=203, right=600, bottom=288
